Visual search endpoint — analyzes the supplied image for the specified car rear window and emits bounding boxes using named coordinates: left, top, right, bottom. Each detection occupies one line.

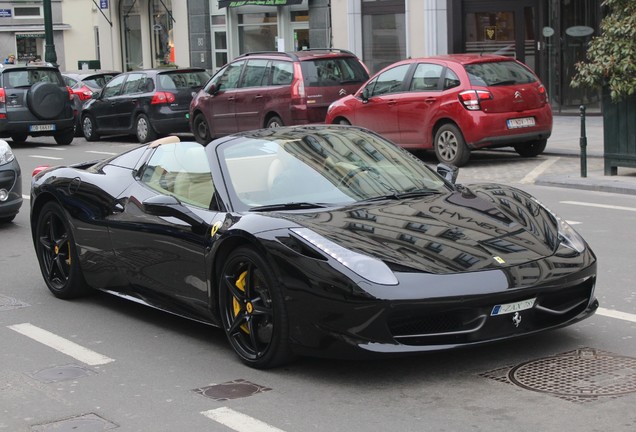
left=464, top=61, right=537, bottom=86
left=158, top=71, right=211, bottom=90
left=300, top=57, right=369, bottom=87
left=4, top=69, right=63, bottom=89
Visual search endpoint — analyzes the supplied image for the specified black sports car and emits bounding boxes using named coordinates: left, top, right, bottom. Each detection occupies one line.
left=30, top=126, right=598, bottom=368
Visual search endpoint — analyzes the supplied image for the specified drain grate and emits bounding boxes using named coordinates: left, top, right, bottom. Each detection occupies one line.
left=0, top=294, right=30, bottom=311
left=31, top=413, right=118, bottom=431
left=480, top=348, right=636, bottom=403
left=29, top=364, right=96, bottom=384
left=193, top=379, right=272, bottom=401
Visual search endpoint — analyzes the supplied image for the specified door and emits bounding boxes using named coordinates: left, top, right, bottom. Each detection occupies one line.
left=233, top=59, right=270, bottom=131
left=90, top=74, right=127, bottom=131
left=204, top=60, right=245, bottom=137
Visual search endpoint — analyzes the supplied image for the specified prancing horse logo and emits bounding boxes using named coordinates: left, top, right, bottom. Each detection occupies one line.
left=512, top=312, right=522, bottom=327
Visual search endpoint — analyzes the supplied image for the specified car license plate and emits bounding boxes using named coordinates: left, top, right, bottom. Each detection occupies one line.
left=491, top=298, right=536, bottom=316
left=29, top=124, right=56, bottom=132
left=507, top=117, right=535, bottom=129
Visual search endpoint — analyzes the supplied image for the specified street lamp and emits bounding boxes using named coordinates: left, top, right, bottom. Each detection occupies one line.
left=43, top=0, right=57, bottom=66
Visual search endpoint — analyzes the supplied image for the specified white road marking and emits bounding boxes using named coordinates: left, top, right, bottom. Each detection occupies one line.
left=86, top=150, right=118, bottom=156
left=201, top=407, right=286, bottom=432
left=29, top=155, right=63, bottom=160
left=35, top=147, right=65, bottom=151
left=565, top=220, right=581, bottom=225
left=519, top=157, right=560, bottom=184
left=561, top=201, right=636, bottom=212
left=7, top=323, right=115, bottom=366
left=597, top=307, right=636, bottom=323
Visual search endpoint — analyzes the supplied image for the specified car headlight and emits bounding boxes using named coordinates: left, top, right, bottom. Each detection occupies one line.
left=291, top=228, right=399, bottom=285
left=0, top=140, right=15, bottom=165
left=532, top=197, right=586, bottom=253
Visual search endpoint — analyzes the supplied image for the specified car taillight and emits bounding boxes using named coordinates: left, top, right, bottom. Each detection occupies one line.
left=290, top=63, right=305, bottom=103
left=537, top=84, right=548, bottom=102
left=32, top=165, right=49, bottom=177
left=151, top=91, right=176, bottom=105
left=66, top=86, right=74, bottom=101
left=74, top=85, right=93, bottom=101
left=0, top=88, right=5, bottom=104
left=458, top=90, right=493, bottom=111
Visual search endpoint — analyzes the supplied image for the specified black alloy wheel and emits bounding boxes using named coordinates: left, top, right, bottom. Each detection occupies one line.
left=82, top=115, right=100, bottom=141
left=219, top=247, right=292, bottom=369
left=135, top=114, right=158, bottom=143
left=193, top=113, right=211, bottom=144
left=514, top=139, right=547, bottom=157
left=35, top=202, right=89, bottom=299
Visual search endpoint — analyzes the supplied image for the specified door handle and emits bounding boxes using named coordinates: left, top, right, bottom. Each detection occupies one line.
left=254, top=95, right=263, bottom=100
left=424, top=97, right=437, bottom=104
left=387, top=100, right=397, bottom=106
left=227, top=96, right=235, bottom=101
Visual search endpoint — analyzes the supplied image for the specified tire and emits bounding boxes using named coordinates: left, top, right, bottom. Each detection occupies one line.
left=0, top=215, right=16, bottom=224
left=192, top=113, right=211, bottom=145
left=434, top=123, right=470, bottom=167
left=219, top=247, right=293, bottom=369
left=265, top=116, right=283, bottom=129
left=82, top=115, right=100, bottom=141
left=10, top=133, right=28, bottom=144
left=337, top=118, right=351, bottom=125
left=54, top=128, right=74, bottom=145
left=135, top=114, right=158, bottom=143
left=73, top=117, right=83, bottom=137
left=514, top=139, right=547, bottom=157
left=34, top=202, right=90, bottom=299
left=27, top=82, right=67, bottom=119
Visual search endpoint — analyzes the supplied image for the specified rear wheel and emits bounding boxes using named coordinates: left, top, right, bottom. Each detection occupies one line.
left=82, top=115, right=100, bottom=141
left=10, top=133, right=28, bottom=144
left=337, top=118, right=351, bottom=125
left=219, top=247, right=293, bottom=369
left=35, top=202, right=89, bottom=299
left=135, top=114, right=158, bottom=143
left=192, top=113, right=211, bottom=144
left=54, top=128, right=74, bottom=145
left=266, top=116, right=283, bottom=128
left=514, top=139, right=547, bottom=157
left=434, top=123, right=470, bottom=167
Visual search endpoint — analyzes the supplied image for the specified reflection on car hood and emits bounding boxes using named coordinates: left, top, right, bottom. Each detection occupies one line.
left=281, top=184, right=560, bottom=274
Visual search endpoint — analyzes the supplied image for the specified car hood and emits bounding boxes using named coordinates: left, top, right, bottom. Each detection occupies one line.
left=279, top=184, right=560, bottom=274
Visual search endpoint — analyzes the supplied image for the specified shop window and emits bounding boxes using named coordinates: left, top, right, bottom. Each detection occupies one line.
left=14, top=7, right=42, bottom=18
left=362, top=0, right=406, bottom=74
left=16, top=34, right=44, bottom=63
left=238, top=13, right=278, bottom=53
left=151, top=0, right=174, bottom=67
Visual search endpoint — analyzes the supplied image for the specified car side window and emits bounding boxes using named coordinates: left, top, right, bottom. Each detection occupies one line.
left=240, top=59, right=269, bottom=88
left=410, top=63, right=444, bottom=91
left=101, top=74, right=126, bottom=98
left=271, top=61, right=293, bottom=85
left=141, top=142, right=216, bottom=209
left=369, top=64, right=410, bottom=97
left=214, top=60, right=245, bottom=91
left=122, top=73, right=146, bottom=94
left=443, top=69, right=461, bottom=90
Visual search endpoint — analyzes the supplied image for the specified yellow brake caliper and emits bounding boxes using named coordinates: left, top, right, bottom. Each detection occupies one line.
left=232, top=271, right=250, bottom=334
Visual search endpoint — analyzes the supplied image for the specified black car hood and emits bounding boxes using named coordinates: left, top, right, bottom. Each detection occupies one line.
left=278, top=184, right=560, bottom=274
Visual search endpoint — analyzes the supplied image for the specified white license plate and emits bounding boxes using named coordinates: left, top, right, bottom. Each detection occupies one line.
left=491, top=298, right=536, bottom=316
left=29, top=124, right=56, bottom=132
left=507, top=117, right=535, bottom=129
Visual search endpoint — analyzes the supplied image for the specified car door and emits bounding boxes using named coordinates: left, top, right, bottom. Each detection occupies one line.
left=107, top=141, right=224, bottom=318
left=88, top=74, right=126, bottom=131
left=114, top=72, right=147, bottom=132
left=201, top=60, right=245, bottom=137
left=233, top=58, right=270, bottom=130
left=398, top=62, right=446, bottom=146
left=350, top=64, right=411, bottom=143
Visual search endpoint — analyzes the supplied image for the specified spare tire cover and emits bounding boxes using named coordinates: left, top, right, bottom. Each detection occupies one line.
left=27, top=82, right=67, bottom=120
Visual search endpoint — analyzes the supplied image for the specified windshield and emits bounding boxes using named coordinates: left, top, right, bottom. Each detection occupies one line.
left=217, top=127, right=448, bottom=211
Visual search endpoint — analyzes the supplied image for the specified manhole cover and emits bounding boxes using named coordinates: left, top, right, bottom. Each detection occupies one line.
left=193, top=379, right=272, bottom=401
left=31, top=413, right=117, bottom=431
left=0, top=294, right=30, bottom=311
left=481, top=348, right=636, bottom=403
left=30, top=364, right=96, bottom=384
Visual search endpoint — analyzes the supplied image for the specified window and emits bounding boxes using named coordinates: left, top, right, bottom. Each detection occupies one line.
left=150, top=0, right=174, bottom=67
left=410, top=63, right=444, bottom=91
left=271, top=61, right=294, bottom=85
left=212, top=60, right=245, bottom=91
left=122, top=73, right=146, bottom=94
left=362, top=0, right=406, bottom=74
left=102, top=74, right=126, bottom=98
left=240, top=59, right=269, bottom=88
left=14, top=7, right=42, bottom=18
left=366, top=64, right=409, bottom=97
left=300, top=58, right=369, bottom=87
left=238, top=13, right=278, bottom=53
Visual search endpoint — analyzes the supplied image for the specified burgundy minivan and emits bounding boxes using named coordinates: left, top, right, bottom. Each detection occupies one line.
left=189, top=49, right=369, bottom=144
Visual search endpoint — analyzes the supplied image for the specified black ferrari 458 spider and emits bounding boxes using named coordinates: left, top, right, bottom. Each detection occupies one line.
left=30, top=125, right=598, bottom=368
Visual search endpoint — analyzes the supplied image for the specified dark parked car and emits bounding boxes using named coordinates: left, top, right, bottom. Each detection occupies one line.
left=189, top=49, right=369, bottom=144
left=0, top=63, right=75, bottom=145
left=0, top=139, right=21, bottom=223
left=62, top=70, right=121, bottom=136
left=30, top=125, right=597, bottom=368
left=81, top=68, right=209, bottom=143
left=326, top=54, right=553, bottom=166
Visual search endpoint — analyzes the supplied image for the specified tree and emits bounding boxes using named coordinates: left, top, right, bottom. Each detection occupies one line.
left=571, top=0, right=636, bottom=101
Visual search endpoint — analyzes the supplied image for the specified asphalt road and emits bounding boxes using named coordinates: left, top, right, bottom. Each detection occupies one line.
left=2, top=135, right=635, bottom=432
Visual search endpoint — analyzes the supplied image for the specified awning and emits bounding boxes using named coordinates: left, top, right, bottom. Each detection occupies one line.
left=218, top=0, right=303, bottom=8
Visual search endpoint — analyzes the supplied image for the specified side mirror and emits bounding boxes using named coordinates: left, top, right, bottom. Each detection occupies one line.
left=436, top=163, right=459, bottom=184
left=208, top=83, right=218, bottom=95
left=142, top=194, right=205, bottom=230
left=91, top=90, right=101, bottom=99
left=361, top=88, right=370, bottom=103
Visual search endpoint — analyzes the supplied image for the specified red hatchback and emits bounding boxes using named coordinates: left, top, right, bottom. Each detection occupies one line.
left=325, top=54, right=552, bottom=166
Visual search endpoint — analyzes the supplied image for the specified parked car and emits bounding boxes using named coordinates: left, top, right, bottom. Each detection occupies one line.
left=325, top=54, right=553, bottom=166
left=81, top=68, right=210, bottom=143
left=0, top=139, right=21, bottom=223
left=62, top=70, right=121, bottom=136
left=30, top=125, right=597, bottom=369
left=189, top=49, right=369, bottom=144
left=0, top=63, right=75, bottom=145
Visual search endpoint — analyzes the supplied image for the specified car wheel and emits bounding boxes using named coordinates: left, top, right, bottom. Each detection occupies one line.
left=54, top=129, right=74, bottom=145
left=219, top=247, right=293, bottom=369
left=514, top=139, right=547, bottom=157
left=35, top=202, right=90, bottom=299
left=0, top=215, right=16, bottom=224
left=73, top=118, right=83, bottom=137
left=82, top=115, right=100, bottom=141
left=136, top=114, right=158, bottom=143
left=337, top=119, right=351, bottom=125
left=434, top=124, right=470, bottom=167
left=192, top=113, right=211, bottom=144
left=266, top=116, right=283, bottom=128
left=10, top=133, right=28, bottom=144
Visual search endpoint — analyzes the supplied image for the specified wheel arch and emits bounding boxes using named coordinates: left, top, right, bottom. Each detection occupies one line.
left=30, top=192, right=62, bottom=245
left=263, top=112, right=283, bottom=128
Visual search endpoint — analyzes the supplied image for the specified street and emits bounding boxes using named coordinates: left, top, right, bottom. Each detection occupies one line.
left=1, top=135, right=635, bottom=432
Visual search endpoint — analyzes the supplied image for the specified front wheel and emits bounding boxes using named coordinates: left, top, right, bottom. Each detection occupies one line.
left=434, top=124, right=470, bottom=167
left=82, top=115, right=100, bottom=141
left=192, top=113, right=211, bottom=144
left=266, top=116, right=283, bottom=128
left=219, top=247, right=293, bottom=369
left=514, top=139, right=547, bottom=157
left=35, top=202, right=89, bottom=299
left=135, top=114, right=158, bottom=143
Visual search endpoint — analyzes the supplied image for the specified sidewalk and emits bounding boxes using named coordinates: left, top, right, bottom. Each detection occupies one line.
left=534, top=115, right=636, bottom=195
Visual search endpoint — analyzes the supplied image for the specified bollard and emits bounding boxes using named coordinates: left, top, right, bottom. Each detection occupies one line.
left=579, top=105, right=587, bottom=178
